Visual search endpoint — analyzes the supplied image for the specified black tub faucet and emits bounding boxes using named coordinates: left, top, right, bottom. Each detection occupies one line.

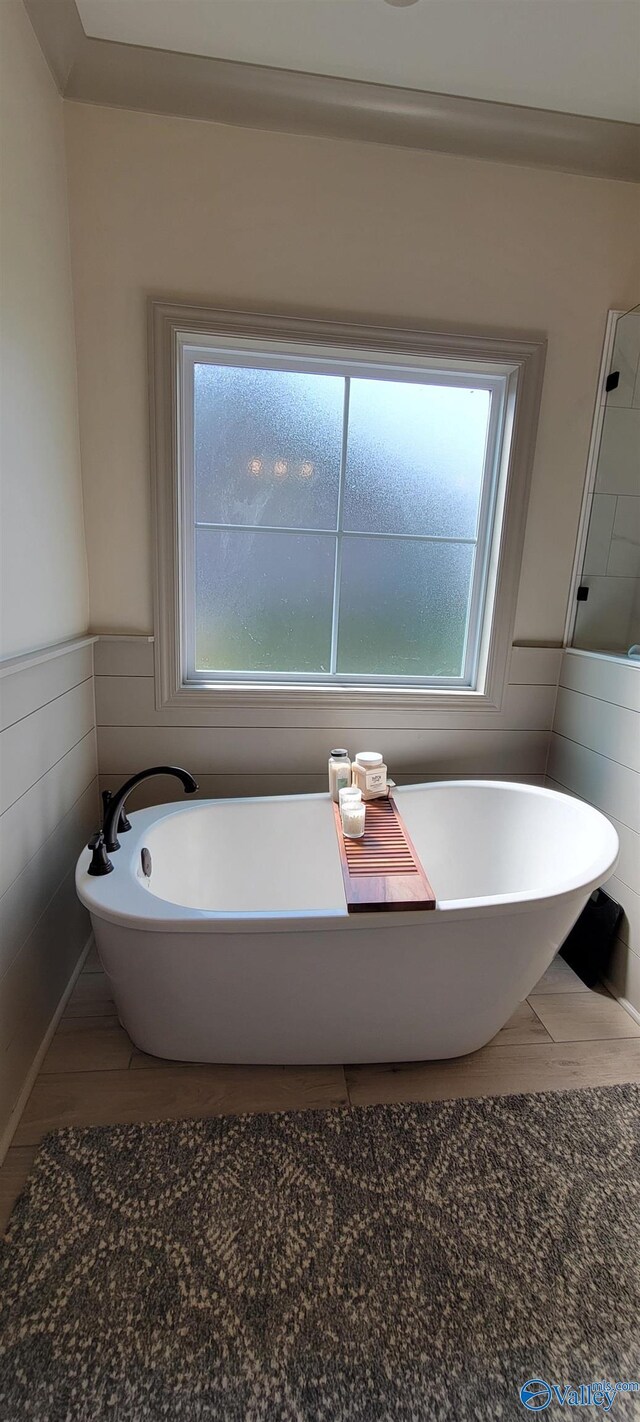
left=103, top=766, right=198, bottom=851
left=87, top=766, right=198, bottom=875
left=102, top=788, right=132, bottom=838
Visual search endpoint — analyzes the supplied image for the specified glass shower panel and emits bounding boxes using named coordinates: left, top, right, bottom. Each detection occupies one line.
left=573, top=305, right=640, bottom=655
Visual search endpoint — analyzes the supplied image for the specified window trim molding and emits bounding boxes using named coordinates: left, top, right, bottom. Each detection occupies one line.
left=149, top=299, right=546, bottom=714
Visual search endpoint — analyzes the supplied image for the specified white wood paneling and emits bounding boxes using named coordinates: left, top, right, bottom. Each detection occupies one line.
left=547, top=734, right=640, bottom=833
left=0, top=942, right=90, bottom=1162
left=97, top=723, right=550, bottom=780
left=0, top=640, right=98, bottom=1151
left=95, top=673, right=556, bottom=733
left=0, top=783, right=98, bottom=979
left=101, top=640, right=561, bottom=693
left=546, top=777, right=640, bottom=896
left=0, top=871, right=90, bottom=1055
left=559, top=649, right=640, bottom=713
left=605, top=938, right=640, bottom=1018
left=508, top=646, right=563, bottom=686
left=604, top=875, right=640, bottom=955
left=0, top=876, right=90, bottom=1127
left=0, top=644, right=94, bottom=732
left=0, top=732, right=98, bottom=898
left=99, top=769, right=546, bottom=812
left=607, top=820, right=640, bottom=897
left=0, top=677, right=95, bottom=814
left=93, top=634, right=558, bottom=805
left=100, top=771, right=328, bottom=807
left=0, top=636, right=96, bottom=680
left=553, top=686, right=640, bottom=772
left=93, top=636, right=155, bottom=678
left=550, top=649, right=640, bottom=1015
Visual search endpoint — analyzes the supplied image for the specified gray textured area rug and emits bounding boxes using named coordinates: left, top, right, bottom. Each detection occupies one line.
left=1, top=1086, right=639, bottom=1422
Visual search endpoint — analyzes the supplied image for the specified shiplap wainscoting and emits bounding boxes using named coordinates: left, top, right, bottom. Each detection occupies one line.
left=96, top=637, right=561, bottom=807
left=548, top=648, right=640, bottom=1020
left=0, top=640, right=99, bottom=1154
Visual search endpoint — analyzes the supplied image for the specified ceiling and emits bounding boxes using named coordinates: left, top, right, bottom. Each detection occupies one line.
left=75, top=0, right=640, bottom=124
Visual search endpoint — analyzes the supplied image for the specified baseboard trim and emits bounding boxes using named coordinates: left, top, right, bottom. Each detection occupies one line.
left=602, top=976, right=640, bottom=1029
left=0, top=933, right=94, bottom=1165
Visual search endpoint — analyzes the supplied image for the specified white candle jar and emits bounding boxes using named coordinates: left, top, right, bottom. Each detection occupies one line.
left=352, top=752, right=388, bottom=801
left=339, top=785, right=362, bottom=810
left=341, top=800, right=366, bottom=838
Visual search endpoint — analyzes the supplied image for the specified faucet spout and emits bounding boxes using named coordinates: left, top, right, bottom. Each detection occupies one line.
left=102, top=765, right=198, bottom=852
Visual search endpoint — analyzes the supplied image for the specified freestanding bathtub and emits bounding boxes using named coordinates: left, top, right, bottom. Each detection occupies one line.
left=76, top=781, right=618, bottom=1064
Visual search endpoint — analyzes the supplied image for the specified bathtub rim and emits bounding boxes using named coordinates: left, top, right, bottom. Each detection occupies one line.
left=75, top=780, right=619, bottom=934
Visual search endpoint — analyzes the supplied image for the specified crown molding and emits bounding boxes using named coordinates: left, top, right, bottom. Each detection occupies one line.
left=24, top=0, right=640, bottom=181
left=24, top=0, right=84, bottom=91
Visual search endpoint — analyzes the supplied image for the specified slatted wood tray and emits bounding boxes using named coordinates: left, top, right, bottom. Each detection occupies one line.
left=333, top=794, right=436, bottom=913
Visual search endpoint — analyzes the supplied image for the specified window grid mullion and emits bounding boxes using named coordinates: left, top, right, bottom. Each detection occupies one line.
left=193, top=520, right=478, bottom=548
left=329, top=377, right=351, bottom=675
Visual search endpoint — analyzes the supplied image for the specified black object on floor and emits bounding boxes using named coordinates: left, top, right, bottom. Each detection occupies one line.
left=560, top=887, right=623, bottom=987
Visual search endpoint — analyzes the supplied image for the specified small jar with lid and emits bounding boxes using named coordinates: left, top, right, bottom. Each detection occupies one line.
left=328, top=749, right=351, bottom=803
left=352, top=751, right=388, bottom=801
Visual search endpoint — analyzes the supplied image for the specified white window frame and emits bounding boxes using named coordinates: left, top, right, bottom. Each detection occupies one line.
left=150, top=301, right=545, bottom=713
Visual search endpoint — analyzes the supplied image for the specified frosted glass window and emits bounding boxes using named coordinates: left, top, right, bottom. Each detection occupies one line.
left=344, top=380, right=490, bottom=538
left=194, top=365, right=343, bottom=530
left=337, top=538, right=474, bottom=677
left=182, top=345, right=507, bottom=685
left=195, top=528, right=335, bottom=673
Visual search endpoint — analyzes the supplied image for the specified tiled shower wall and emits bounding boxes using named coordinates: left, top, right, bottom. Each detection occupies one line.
left=576, top=311, right=640, bottom=653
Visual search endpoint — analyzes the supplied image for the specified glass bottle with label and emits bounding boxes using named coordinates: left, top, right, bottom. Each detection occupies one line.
left=328, top=749, right=352, bottom=802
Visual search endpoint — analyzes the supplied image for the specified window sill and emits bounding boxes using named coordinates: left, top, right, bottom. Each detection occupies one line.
left=158, top=679, right=503, bottom=714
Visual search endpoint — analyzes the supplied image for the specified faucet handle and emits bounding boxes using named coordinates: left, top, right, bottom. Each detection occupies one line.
left=87, top=831, right=114, bottom=877
left=102, top=789, right=131, bottom=834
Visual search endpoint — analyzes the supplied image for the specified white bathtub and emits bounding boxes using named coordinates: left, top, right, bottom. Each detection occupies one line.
left=76, top=781, right=618, bottom=1064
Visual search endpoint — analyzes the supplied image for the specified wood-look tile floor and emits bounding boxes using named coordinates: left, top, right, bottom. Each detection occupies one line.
left=2, top=952, right=640, bottom=1230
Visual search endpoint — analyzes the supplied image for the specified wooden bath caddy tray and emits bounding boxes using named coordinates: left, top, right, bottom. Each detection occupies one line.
left=333, top=795, right=436, bottom=913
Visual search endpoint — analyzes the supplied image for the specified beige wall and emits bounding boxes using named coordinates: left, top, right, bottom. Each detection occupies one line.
left=0, top=1, right=89, bottom=659
left=63, top=101, right=639, bottom=641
